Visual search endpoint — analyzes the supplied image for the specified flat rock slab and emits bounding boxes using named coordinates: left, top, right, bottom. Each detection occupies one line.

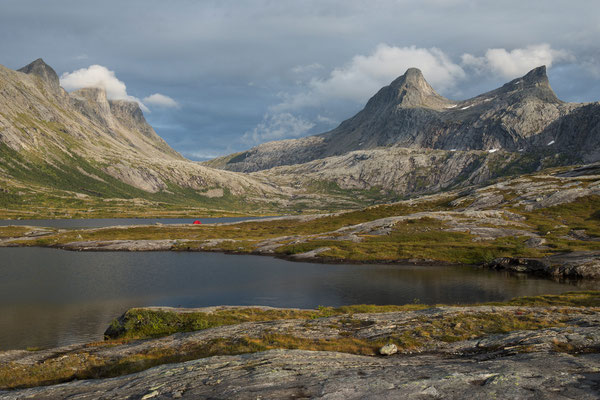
left=59, top=240, right=179, bottom=251
left=2, top=306, right=600, bottom=398
left=2, top=349, right=600, bottom=399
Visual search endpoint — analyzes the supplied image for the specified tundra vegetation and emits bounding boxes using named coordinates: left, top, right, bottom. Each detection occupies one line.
left=4, top=168, right=599, bottom=265
left=1, top=291, right=599, bottom=390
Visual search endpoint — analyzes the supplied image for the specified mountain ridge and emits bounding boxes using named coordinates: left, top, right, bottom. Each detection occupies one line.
left=207, top=65, right=596, bottom=173
left=0, top=59, right=300, bottom=217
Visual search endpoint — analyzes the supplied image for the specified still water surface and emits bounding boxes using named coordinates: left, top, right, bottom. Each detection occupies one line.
left=1, top=247, right=597, bottom=351
left=0, top=216, right=267, bottom=229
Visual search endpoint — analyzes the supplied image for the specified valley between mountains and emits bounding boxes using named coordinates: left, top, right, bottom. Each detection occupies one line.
left=1, top=58, right=599, bottom=273
left=3, top=163, right=600, bottom=278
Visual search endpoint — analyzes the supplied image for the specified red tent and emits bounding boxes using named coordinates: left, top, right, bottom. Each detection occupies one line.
left=192, top=220, right=202, bottom=225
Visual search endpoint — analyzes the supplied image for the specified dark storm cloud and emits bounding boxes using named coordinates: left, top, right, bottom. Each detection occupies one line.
left=1, top=0, right=599, bottom=159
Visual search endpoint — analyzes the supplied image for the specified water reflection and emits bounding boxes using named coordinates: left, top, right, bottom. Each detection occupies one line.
left=0, top=247, right=597, bottom=350
left=0, top=216, right=268, bottom=229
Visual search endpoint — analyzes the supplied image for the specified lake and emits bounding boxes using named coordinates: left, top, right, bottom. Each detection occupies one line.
left=1, top=247, right=597, bottom=351
left=0, top=216, right=268, bottom=229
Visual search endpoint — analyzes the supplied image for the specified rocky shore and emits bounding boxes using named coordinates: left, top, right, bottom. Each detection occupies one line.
left=2, top=297, right=600, bottom=399
left=2, top=229, right=600, bottom=281
left=486, top=251, right=600, bottom=280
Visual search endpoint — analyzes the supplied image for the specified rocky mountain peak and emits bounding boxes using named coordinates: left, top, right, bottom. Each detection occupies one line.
left=522, top=65, right=548, bottom=83
left=495, top=65, right=559, bottom=103
left=391, top=68, right=428, bottom=88
left=214, top=63, right=599, bottom=173
left=107, top=99, right=183, bottom=157
left=109, top=99, right=154, bottom=136
left=17, top=58, right=61, bottom=93
left=70, top=87, right=112, bottom=114
left=365, top=67, right=452, bottom=111
left=504, top=65, right=551, bottom=90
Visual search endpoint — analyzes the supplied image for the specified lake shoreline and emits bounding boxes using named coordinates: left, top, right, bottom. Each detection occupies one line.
left=2, top=292, right=600, bottom=397
left=4, top=237, right=599, bottom=281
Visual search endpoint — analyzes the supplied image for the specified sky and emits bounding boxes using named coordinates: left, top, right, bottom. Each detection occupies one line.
left=1, top=0, right=599, bottom=160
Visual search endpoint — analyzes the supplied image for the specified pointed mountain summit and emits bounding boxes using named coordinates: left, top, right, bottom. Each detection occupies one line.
left=364, top=67, right=452, bottom=111
left=522, top=65, right=549, bottom=84
left=485, top=65, right=560, bottom=104
left=17, top=58, right=61, bottom=93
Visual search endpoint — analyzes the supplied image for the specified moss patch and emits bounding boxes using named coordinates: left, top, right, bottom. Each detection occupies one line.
left=277, top=217, right=543, bottom=264
left=106, top=304, right=431, bottom=340
left=106, top=292, right=600, bottom=341
left=0, top=226, right=39, bottom=239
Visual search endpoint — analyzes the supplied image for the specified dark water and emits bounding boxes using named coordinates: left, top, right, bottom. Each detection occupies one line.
left=1, top=247, right=597, bottom=351
left=0, top=216, right=268, bottom=229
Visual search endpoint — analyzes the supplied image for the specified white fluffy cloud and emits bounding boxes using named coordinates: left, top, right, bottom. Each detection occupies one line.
left=273, top=44, right=465, bottom=112
left=60, top=65, right=136, bottom=101
left=462, top=44, right=572, bottom=79
left=243, top=112, right=315, bottom=144
left=60, top=65, right=179, bottom=112
left=312, top=44, right=465, bottom=101
left=143, top=93, right=179, bottom=108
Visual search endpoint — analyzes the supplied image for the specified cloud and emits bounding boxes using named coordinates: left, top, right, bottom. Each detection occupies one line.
left=143, top=93, right=179, bottom=108
left=273, top=44, right=465, bottom=112
left=462, top=44, right=573, bottom=79
left=60, top=64, right=149, bottom=111
left=316, top=114, right=338, bottom=125
left=291, top=63, right=324, bottom=75
left=243, top=112, right=315, bottom=144
left=312, top=44, right=465, bottom=100
left=61, top=65, right=131, bottom=100
left=180, top=149, right=224, bottom=161
left=581, top=57, right=600, bottom=78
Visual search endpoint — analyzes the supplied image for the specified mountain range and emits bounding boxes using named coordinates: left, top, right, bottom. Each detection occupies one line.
left=206, top=66, right=600, bottom=172
left=1, top=58, right=599, bottom=217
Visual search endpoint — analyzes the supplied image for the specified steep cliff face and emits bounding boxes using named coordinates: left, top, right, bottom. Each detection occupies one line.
left=211, top=66, right=596, bottom=173
left=67, top=86, right=182, bottom=159
left=69, top=87, right=118, bottom=133
left=539, top=103, right=600, bottom=163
